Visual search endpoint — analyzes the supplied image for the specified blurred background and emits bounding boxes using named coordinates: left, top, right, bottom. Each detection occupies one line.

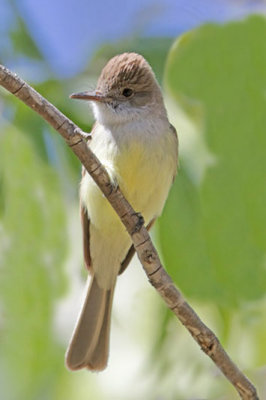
left=0, top=1, right=266, bottom=399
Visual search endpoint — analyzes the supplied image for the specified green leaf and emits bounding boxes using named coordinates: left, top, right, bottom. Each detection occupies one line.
left=9, top=3, right=43, bottom=60
left=159, top=16, right=266, bottom=307
left=0, top=126, right=67, bottom=399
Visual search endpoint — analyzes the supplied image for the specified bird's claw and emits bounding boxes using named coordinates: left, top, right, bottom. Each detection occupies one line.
left=131, top=212, right=144, bottom=234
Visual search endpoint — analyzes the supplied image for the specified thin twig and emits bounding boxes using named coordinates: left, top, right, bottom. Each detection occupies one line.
left=0, top=64, right=259, bottom=400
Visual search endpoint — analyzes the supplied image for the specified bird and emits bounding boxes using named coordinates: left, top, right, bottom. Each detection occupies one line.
left=65, top=52, right=178, bottom=371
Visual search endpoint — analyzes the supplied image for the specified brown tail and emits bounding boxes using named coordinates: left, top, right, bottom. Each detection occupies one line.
left=65, top=275, right=115, bottom=371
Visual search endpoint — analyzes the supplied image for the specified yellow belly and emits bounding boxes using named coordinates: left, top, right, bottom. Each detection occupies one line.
left=79, top=126, right=177, bottom=288
left=116, top=141, right=171, bottom=220
left=82, top=137, right=173, bottom=226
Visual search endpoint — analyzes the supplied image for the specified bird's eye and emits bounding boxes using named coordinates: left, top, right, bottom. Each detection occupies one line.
left=122, top=88, right=133, bottom=97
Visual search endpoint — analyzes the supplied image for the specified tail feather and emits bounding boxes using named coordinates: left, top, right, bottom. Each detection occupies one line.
left=86, top=288, right=114, bottom=370
left=65, top=275, right=115, bottom=371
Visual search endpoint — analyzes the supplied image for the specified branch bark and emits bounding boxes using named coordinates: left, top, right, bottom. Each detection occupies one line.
left=0, top=64, right=259, bottom=400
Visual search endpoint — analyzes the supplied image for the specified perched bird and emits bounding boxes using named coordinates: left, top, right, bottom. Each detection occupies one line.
left=66, top=52, right=178, bottom=371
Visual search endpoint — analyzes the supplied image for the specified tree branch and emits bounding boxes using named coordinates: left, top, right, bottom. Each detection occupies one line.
left=0, top=64, right=259, bottom=400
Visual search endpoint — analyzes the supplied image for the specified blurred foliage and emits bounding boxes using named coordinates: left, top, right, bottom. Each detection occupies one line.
left=0, top=5, right=79, bottom=400
left=157, top=14, right=266, bottom=376
left=160, top=15, right=266, bottom=305
left=0, top=3, right=266, bottom=400
left=9, top=5, right=42, bottom=59
left=0, top=126, right=67, bottom=400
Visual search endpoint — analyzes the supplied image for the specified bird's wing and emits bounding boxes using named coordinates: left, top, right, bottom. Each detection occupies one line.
left=80, top=122, right=99, bottom=272
left=80, top=167, right=92, bottom=271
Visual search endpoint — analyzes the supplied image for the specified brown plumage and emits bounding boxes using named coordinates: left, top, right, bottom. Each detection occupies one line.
left=97, top=52, right=157, bottom=94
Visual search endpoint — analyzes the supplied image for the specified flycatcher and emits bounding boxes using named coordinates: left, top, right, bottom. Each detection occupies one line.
left=66, top=52, right=178, bottom=371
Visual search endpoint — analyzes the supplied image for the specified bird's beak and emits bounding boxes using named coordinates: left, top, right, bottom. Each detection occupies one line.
left=69, top=91, right=109, bottom=102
